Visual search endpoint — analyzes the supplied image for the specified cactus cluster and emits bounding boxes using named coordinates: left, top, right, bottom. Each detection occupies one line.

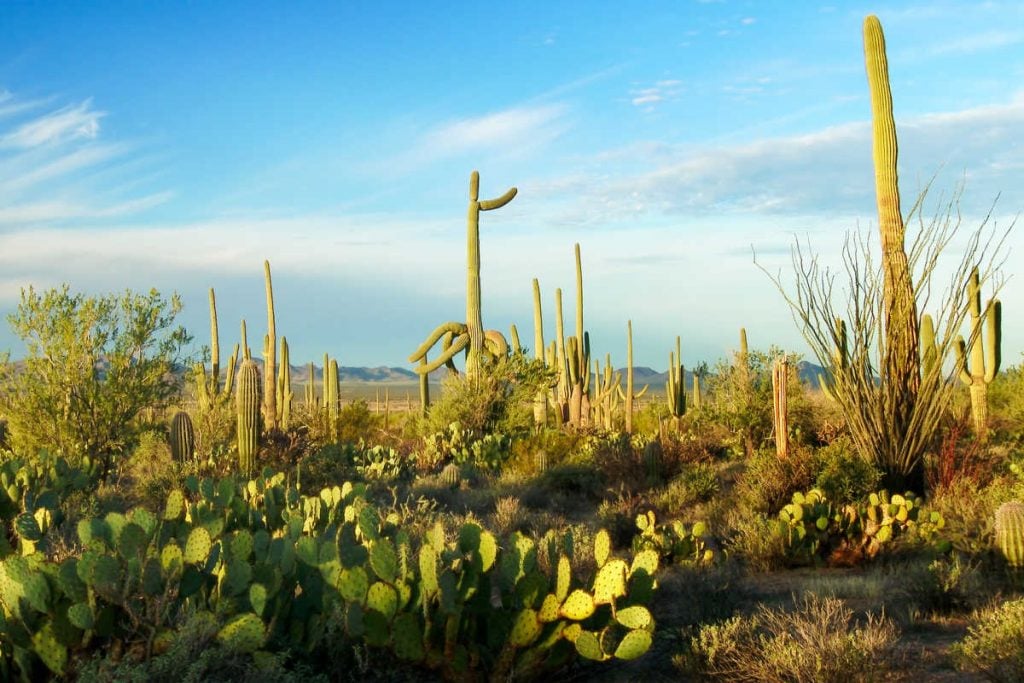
left=956, top=266, right=1002, bottom=442
left=633, top=511, right=714, bottom=566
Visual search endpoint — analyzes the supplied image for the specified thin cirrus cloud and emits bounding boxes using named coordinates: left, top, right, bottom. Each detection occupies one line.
left=0, top=93, right=170, bottom=226
left=630, top=79, right=682, bottom=109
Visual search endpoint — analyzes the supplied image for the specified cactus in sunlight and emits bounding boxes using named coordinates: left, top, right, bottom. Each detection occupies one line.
left=195, top=288, right=239, bottom=411
left=995, top=501, right=1024, bottom=568
left=865, top=14, right=921, bottom=461
left=241, top=319, right=251, bottom=361
left=920, top=314, right=939, bottom=377
left=955, top=266, right=1001, bottom=442
left=419, top=355, right=430, bottom=416
left=626, top=321, right=635, bottom=435
left=554, top=288, right=570, bottom=424
left=305, top=361, right=317, bottom=407
left=665, top=336, right=686, bottom=429
left=692, top=374, right=702, bottom=411
left=168, top=410, right=195, bottom=463
left=566, top=244, right=592, bottom=429
left=262, top=260, right=278, bottom=431
left=772, top=356, right=789, bottom=459
left=818, top=317, right=848, bottom=401
left=594, top=354, right=622, bottom=431
left=409, top=171, right=517, bottom=379
left=236, top=359, right=261, bottom=475
left=532, top=278, right=549, bottom=428
left=276, top=336, right=293, bottom=431
left=327, top=358, right=339, bottom=440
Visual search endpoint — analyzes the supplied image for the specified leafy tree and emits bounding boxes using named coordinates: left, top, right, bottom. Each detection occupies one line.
left=0, top=285, right=191, bottom=477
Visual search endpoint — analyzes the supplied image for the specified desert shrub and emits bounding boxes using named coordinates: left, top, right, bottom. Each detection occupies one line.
left=726, top=510, right=790, bottom=572
left=121, top=429, right=180, bottom=506
left=658, top=463, right=720, bottom=515
left=676, top=594, right=898, bottom=682
left=505, top=428, right=577, bottom=476
left=490, top=495, right=526, bottom=535
left=812, top=435, right=882, bottom=503
left=898, top=554, right=989, bottom=616
left=734, top=446, right=816, bottom=514
left=930, top=475, right=1022, bottom=554
left=951, top=598, right=1024, bottom=682
left=336, top=399, right=379, bottom=444
left=657, top=561, right=744, bottom=629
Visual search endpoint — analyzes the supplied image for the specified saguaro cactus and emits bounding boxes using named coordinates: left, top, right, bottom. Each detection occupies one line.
left=277, top=336, right=293, bottom=431
left=532, top=278, right=548, bottom=428
left=409, top=171, right=517, bottom=379
left=995, top=501, right=1024, bottom=568
left=168, top=410, right=195, bottom=463
left=626, top=321, right=635, bottom=435
left=865, top=15, right=921, bottom=468
left=772, top=356, right=789, bottom=459
left=195, top=288, right=239, bottom=411
left=665, top=336, right=686, bottom=430
left=262, top=260, right=278, bottom=431
left=236, top=359, right=261, bottom=475
left=567, top=244, right=591, bottom=429
left=956, top=266, right=1001, bottom=442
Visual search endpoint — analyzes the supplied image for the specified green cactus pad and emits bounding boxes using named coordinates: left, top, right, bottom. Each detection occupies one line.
left=161, top=543, right=184, bottom=577
left=118, top=522, right=147, bottom=560
left=143, top=558, right=164, bottom=596
left=419, top=545, right=438, bottom=595
left=92, top=554, right=122, bottom=599
left=614, top=628, right=652, bottom=660
left=594, top=529, right=611, bottom=568
left=344, top=602, right=365, bottom=638
left=249, top=583, right=267, bottom=616
left=222, top=559, right=253, bottom=596
left=575, top=629, right=608, bottom=661
left=427, top=521, right=445, bottom=552
left=509, top=608, right=542, bottom=647
left=615, top=605, right=653, bottom=630
left=58, top=560, right=87, bottom=603
left=184, top=527, right=212, bottom=564
left=593, top=559, right=627, bottom=605
left=369, top=539, right=398, bottom=584
left=295, top=536, right=318, bottom=566
left=515, top=570, right=547, bottom=608
left=560, top=589, right=596, bottom=620
left=14, top=512, right=42, bottom=543
left=366, top=582, right=398, bottom=620
left=231, top=530, right=254, bottom=562
left=478, top=530, right=497, bottom=572
left=32, top=620, right=68, bottom=675
left=362, top=609, right=390, bottom=647
left=338, top=566, right=370, bottom=603
left=556, top=554, right=571, bottom=601
left=630, top=549, right=659, bottom=578
left=67, top=602, right=95, bottom=630
left=217, top=612, right=266, bottom=653
left=538, top=593, right=561, bottom=622
left=357, top=506, right=380, bottom=542
left=563, top=622, right=583, bottom=643
left=392, top=612, right=424, bottom=662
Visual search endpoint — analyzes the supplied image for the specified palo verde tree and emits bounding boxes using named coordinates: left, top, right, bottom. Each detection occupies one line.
left=761, top=15, right=1009, bottom=491
left=0, top=285, right=191, bottom=478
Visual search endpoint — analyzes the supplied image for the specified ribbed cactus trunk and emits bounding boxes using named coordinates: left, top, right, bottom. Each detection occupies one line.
left=532, top=279, right=548, bottom=428
left=465, top=171, right=517, bottom=380
left=327, top=358, right=339, bottom=441
left=772, top=357, right=789, bottom=459
left=236, top=359, right=261, bottom=476
left=195, top=288, right=238, bottom=411
left=262, top=260, right=278, bottom=431
left=996, top=501, right=1024, bottom=568
left=956, top=267, right=1001, bottom=443
left=169, top=411, right=195, bottom=463
left=554, top=288, right=569, bottom=424
left=419, top=355, right=430, bottom=416
left=666, top=336, right=686, bottom=431
left=277, top=336, right=293, bottom=431
left=626, top=320, right=634, bottom=435
left=865, top=16, right=921, bottom=486
left=692, top=374, right=702, bottom=411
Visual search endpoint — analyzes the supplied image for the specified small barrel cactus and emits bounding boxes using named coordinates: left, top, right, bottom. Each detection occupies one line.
left=168, top=410, right=195, bottom=462
left=995, top=501, right=1024, bottom=568
left=643, top=439, right=663, bottom=482
left=441, top=463, right=461, bottom=488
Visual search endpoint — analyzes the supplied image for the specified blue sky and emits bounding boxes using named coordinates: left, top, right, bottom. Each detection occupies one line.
left=1, top=1, right=1022, bottom=371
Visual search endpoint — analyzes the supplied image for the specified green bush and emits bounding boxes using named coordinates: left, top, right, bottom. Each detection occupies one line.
left=734, top=447, right=816, bottom=515
left=812, top=436, right=882, bottom=503
left=951, top=598, right=1024, bottom=682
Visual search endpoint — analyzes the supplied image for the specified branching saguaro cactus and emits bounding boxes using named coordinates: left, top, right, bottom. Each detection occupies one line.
left=665, top=336, right=686, bottom=430
left=262, top=260, right=278, bottom=432
left=772, top=356, right=789, bottom=459
left=194, top=288, right=239, bottom=411
left=553, top=288, right=569, bottom=423
left=955, top=266, right=1001, bottom=442
left=593, top=354, right=622, bottom=430
left=409, top=171, right=517, bottom=380
left=236, top=359, right=261, bottom=475
left=566, top=244, right=592, bottom=430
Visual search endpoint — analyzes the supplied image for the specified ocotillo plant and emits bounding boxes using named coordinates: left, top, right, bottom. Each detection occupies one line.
left=194, top=288, right=239, bottom=411
left=818, top=317, right=848, bottom=401
left=955, top=266, right=1001, bottom=442
left=532, top=278, right=548, bottom=428
left=236, top=359, right=261, bottom=475
left=665, top=336, right=686, bottom=430
left=772, top=356, right=789, bottom=458
left=262, top=260, right=278, bottom=431
left=409, top=171, right=517, bottom=379
left=277, top=336, right=293, bottom=431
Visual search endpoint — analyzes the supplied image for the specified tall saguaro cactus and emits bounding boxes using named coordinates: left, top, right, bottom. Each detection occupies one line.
left=277, top=336, right=293, bottom=431
left=865, top=15, right=921, bottom=460
left=236, top=359, right=261, bottom=476
left=567, top=244, right=591, bottom=429
left=666, top=336, right=686, bottom=430
left=532, top=278, right=548, bottom=428
left=262, top=260, right=278, bottom=431
left=195, top=288, right=238, bottom=411
left=409, top=171, right=517, bottom=379
left=772, top=357, right=789, bottom=459
left=956, top=266, right=1001, bottom=442
left=625, top=321, right=635, bottom=435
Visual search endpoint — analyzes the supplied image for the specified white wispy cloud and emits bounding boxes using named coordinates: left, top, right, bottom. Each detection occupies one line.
left=630, top=79, right=683, bottom=109
left=0, top=100, right=103, bottom=149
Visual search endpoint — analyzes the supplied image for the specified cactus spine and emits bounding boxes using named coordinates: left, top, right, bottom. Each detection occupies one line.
left=865, top=15, right=921, bottom=475
left=772, top=356, right=789, bottom=459
left=262, top=260, right=278, bottom=432
left=665, top=336, right=686, bottom=430
left=532, top=279, right=548, bottom=428
left=168, top=410, right=195, bottom=463
left=955, top=267, right=1001, bottom=442
left=995, top=501, right=1024, bottom=568
left=236, top=359, right=261, bottom=475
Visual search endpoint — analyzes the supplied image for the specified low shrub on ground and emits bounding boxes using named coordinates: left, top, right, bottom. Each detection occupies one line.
left=950, top=597, right=1024, bottom=682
